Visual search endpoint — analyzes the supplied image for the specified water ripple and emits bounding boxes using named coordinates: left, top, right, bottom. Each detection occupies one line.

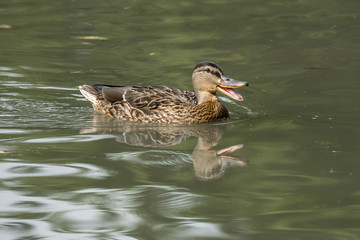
left=0, top=70, right=23, bottom=78
left=0, top=162, right=109, bottom=179
left=156, top=221, right=234, bottom=240
left=0, top=183, right=250, bottom=239
left=51, top=209, right=140, bottom=233
left=0, top=190, right=139, bottom=240
left=151, top=191, right=204, bottom=219
left=107, top=150, right=192, bottom=166
left=1, top=81, right=75, bottom=90
left=23, top=134, right=114, bottom=143
left=0, top=129, right=38, bottom=135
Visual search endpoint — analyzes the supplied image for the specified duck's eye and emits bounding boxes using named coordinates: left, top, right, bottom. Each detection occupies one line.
left=205, top=68, right=211, bottom=73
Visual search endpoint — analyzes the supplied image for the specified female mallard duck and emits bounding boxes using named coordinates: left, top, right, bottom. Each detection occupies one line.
left=79, top=61, right=248, bottom=124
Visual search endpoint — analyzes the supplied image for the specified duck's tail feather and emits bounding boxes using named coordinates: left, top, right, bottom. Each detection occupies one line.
left=78, top=85, right=102, bottom=103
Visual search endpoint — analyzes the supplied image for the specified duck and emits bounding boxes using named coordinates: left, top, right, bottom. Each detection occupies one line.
left=78, top=61, right=249, bottom=124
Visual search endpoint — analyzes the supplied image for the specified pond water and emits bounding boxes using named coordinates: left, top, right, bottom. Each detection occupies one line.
left=1, top=0, right=360, bottom=239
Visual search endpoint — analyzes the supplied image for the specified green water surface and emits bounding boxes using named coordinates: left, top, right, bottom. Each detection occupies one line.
left=1, top=0, right=359, bottom=239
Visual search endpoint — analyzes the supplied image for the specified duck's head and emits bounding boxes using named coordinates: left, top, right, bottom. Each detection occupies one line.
left=192, top=61, right=248, bottom=104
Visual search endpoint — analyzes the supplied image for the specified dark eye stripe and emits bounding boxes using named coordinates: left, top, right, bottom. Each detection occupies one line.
left=205, top=69, right=221, bottom=78
left=213, top=71, right=221, bottom=78
left=196, top=67, right=222, bottom=78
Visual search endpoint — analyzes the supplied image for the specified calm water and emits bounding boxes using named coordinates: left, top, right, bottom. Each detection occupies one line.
left=1, top=0, right=360, bottom=239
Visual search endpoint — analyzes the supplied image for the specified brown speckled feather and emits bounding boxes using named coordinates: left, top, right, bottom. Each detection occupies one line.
left=79, top=84, right=228, bottom=124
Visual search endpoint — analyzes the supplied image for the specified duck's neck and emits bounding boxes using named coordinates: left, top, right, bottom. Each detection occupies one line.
left=195, top=91, right=218, bottom=105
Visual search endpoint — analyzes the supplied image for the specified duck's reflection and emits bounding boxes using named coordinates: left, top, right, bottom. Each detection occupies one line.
left=82, top=115, right=248, bottom=180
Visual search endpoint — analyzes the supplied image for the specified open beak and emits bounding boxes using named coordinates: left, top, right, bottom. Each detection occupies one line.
left=216, top=75, right=249, bottom=101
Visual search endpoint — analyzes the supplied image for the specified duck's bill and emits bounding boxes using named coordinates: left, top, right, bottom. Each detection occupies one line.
left=216, top=76, right=248, bottom=101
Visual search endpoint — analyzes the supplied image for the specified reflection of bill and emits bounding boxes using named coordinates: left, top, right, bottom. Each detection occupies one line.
left=82, top=115, right=248, bottom=180
left=193, top=143, right=247, bottom=181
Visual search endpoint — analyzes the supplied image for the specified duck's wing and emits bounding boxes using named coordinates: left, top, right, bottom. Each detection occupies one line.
left=100, top=86, right=131, bottom=103
left=101, top=85, right=197, bottom=109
